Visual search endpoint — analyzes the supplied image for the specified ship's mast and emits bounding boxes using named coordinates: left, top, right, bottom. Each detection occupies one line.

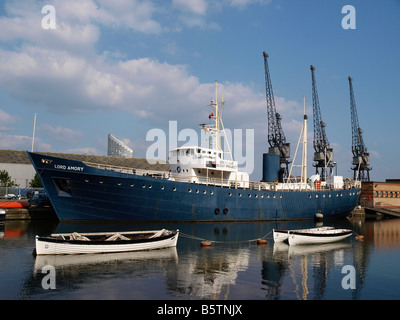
left=200, top=81, right=233, bottom=160
left=209, top=81, right=221, bottom=151
left=301, top=96, right=307, bottom=186
left=288, top=96, right=308, bottom=187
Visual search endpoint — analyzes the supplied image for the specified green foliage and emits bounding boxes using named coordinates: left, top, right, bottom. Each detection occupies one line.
left=0, top=169, right=18, bottom=187
left=29, top=173, right=43, bottom=188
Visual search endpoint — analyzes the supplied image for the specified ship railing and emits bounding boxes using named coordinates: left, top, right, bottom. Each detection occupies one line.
left=84, top=162, right=137, bottom=174
left=166, top=172, right=250, bottom=189
left=84, top=162, right=169, bottom=177
left=83, top=161, right=361, bottom=192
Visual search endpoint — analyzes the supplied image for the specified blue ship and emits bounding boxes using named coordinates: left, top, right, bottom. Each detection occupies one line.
left=28, top=86, right=360, bottom=221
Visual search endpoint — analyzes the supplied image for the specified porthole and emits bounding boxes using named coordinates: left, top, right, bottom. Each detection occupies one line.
left=148, top=184, right=152, bottom=189
left=267, top=195, right=270, bottom=198
left=329, top=194, right=331, bottom=198
left=248, top=194, right=251, bottom=198
left=196, top=189, right=199, bottom=193
left=203, top=190, right=207, bottom=194
left=316, top=194, right=318, bottom=198
left=261, top=194, right=264, bottom=198
left=173, top=187, right=177, bottom=191
left=117, top=182, right=122, bottom=186
left=85, top=179, right=89, bottom=183
left=99, top=181, right=104, bottom=184
left=228, top=192, right=232, bottom=197
left=130, top=183, right=134, bottom=187
left=308, top=194, right=312, bottom=198
left=239, top=193, right=242, bottom=197
left=273, top=194, right=276, bottom=199
left=255, top=194, right=258, bottom=198
left=188, top=188, right=192, bottom=193
left=280, top=195, right=282, bottom=199
left=210, top=190, right=214, bottom=195
left=142, top=184, right=146, bottom=188
left=161, top=186, right=165, bottom=190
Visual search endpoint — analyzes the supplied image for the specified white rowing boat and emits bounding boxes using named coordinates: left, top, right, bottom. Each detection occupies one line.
left=273, top=227, right=335, bottom=243
left=34, top=229, right=179, bottom=255
left=273, top=227, right=353, bottom=245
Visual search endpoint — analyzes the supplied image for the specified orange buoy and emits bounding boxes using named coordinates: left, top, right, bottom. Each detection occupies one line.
left=201, top=240, right=212, bottom=247
left=257, top=238, right=267, bottom=244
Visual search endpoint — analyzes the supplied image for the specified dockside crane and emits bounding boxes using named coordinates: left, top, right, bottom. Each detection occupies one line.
left=262, top=52, right=290, bottom=182
left=348, top=76, right=371, bottom=181
left=310, top=65, right=335, bottom=181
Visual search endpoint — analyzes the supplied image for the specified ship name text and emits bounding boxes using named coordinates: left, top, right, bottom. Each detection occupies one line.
left=54, top=164, right=84, bottom=172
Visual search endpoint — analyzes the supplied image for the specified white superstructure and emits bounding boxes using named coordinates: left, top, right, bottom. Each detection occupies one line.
left=168, top=82, right=249, bottom=188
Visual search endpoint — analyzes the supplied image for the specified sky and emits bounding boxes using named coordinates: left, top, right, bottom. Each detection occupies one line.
left=0, top=0, right=399, bottom=182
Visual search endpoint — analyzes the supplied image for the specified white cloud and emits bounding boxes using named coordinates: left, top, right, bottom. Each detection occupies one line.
left=0, top=109, right=19, bottom=130
left=0, top=132, right=51, bottom=151
left=226, top=0, right=272, bottom=10
left=61, top=0, right=163, bottom=33
left=38, top=124, right=83, bottom=144
left=172, top=0, right=208, bottom=15
left=0, top=0, right=283, bottom=158
left=0, top=42, right=303, bottom=137
left=0, top=2, right=100, bottom=55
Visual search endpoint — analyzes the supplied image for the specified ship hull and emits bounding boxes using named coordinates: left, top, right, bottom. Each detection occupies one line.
left=28, top=152, right=360, bottom=221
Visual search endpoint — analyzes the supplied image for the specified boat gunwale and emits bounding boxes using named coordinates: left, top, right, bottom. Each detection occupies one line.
left=276, top=229, right=353, bottom=238
left=36, top=230, right=179, bottom=246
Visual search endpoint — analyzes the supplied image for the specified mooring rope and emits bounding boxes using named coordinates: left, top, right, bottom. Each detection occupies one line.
left=179, top=230, right=273, bottom=244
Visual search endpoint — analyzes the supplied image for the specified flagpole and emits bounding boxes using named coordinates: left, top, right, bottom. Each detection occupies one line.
left=31, top=113, right=37, bottom=152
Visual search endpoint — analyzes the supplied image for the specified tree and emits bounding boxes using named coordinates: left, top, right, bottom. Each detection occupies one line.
left=29, top=173, right=43, bottom=188
left=0, top=170, right=18, bottom=187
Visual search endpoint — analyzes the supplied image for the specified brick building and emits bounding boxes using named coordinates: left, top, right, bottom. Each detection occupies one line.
left=360, top=180, right=400, bottom=208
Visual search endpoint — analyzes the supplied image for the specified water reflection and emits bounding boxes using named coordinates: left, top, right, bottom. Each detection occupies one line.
left=363, top=218, right=400, bottom=248
left=2, top=217, right=400, bottom=299
left=271, top=242, right=353, bottom=300
left=165, top=245, right=251, bottom=299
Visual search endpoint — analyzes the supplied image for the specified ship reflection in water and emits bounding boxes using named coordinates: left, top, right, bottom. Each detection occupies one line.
left=2, top=218, right=400, bottom=300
